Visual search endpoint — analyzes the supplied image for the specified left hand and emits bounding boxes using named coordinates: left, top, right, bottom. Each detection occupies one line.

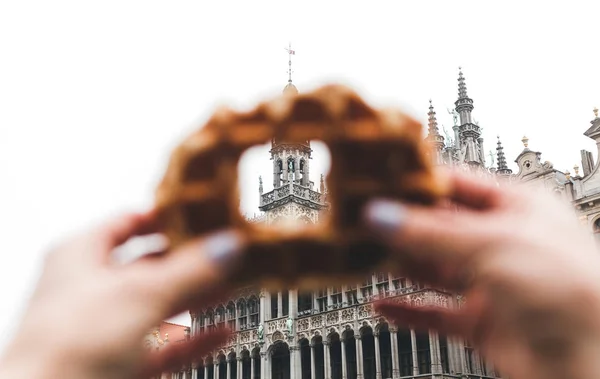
left=0, top=210, right=245, bottom=379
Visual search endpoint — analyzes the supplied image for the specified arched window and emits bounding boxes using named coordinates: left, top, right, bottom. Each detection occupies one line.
left=299, top=338, right=311, bottom=379
left=206, top=309, right=215, bottom=332
left=237, top=299, right=248, bottom=329
left=198, top=312, right=206, bottom=334
left=218, top=354, right=227, bottom=379
left=361, top=328, right=375, bottom=379
left=216, top=306, right=226, bottom=329
left=271, top=342, right=290, bottom=379
left=227, top=302, right=236, bottom=330
left=329, top=333, right=343, bottom=379
left=248, top=296, right=259, bottom=327
left=342, top=330, right=357, bottom=379
left=593, top=218, right=600, bottom=245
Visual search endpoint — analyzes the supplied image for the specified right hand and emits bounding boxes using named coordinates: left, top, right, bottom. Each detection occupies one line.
left=363, top=170, right=600, bottom=379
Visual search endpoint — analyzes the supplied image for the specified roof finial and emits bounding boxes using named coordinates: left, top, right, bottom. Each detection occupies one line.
left=521, top=135, right=529, bottom=148
left=496, top=135, right=510, bottom=174
left=574, top=164, right=580, bottom=176
left=427, top=99, right=440, bottom=135
left=594, top=107, right=598, bottom=119
left=285, top=42, right=295, bottom=84
left=458, top=67, right=468, bottom=99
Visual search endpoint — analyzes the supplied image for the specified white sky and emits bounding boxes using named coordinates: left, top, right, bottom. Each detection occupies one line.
left=1, top=1, right=599, bottom=352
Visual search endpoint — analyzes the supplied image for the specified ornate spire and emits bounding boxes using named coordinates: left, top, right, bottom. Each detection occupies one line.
left=458, top=67, right=468, bottom=99
left=259, top=175, right=263, bottom=195
left=496, top=135, right=512, bottom=175
left=427, top=99, right=440, bottom=135
left=594, top=107, right=598, bottom=119
left=426, top=100, right=445, bottom=151
left=320, top=174, right=325, bottom=193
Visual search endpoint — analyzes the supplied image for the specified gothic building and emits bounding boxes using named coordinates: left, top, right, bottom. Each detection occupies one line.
left=160, top=58, right=600, bottom=379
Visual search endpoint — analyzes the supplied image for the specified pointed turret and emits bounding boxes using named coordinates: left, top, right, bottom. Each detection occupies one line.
left=425, top=100, right=445, bottom=164
left=454, top=67, right=485, bottom=167
left=495, top=136, right=512, bottom=175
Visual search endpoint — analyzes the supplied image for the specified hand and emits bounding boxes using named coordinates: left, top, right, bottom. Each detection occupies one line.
left=364, top=170, right=600, bottom=379
left=0, top=210, right=245, bottom=379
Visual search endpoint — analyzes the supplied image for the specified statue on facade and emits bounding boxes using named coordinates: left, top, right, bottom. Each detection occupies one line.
left=447, top=108, right=459, bottom=126
left=257, top=323, right=264, bottom=342
left=285, top=317, right=293, bottom=335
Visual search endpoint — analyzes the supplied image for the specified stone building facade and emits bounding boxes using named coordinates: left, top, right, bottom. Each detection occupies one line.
left=163, top=67, right=600, bottom=379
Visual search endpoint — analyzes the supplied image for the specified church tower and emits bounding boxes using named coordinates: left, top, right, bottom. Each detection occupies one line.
left=455, top=67, right=486, bottom=167
left=258, top=44, right=328, bottom=226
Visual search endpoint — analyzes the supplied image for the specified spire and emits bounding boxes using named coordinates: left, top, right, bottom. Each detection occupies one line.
left=495, top=135, right=512, bottom=175
left=458, top=67, right=468, bottom=99
left=426, top=100, right=445, bottom=152
left=283, top=43, right=298, bottom=95
left=259, top=175, right=263, bottom=195
left=427, top=99, right=440, bottom=135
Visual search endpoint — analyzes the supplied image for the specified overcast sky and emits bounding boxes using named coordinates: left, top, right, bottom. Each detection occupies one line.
left=1, top=1, right=599, bottom=350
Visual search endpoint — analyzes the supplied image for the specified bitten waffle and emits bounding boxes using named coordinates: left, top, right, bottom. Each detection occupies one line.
left=155, top=84, right=449, bottom=290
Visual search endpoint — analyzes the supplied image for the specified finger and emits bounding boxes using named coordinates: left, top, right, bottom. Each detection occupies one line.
left=96, top=209, right=162, bottom=250
left=130, top=229, right=246, bottom=318
left=363, top=199, right=490, bottom=289
left=374, top=300, right=471, bottom=338
left=443, top=168, right=505, bottom=210
left=138, top=328, right=230, bottom=378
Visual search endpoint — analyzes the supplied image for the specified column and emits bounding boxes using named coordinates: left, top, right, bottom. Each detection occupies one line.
left=227, top=359, right=231, bottom=379
left=429, top=331, right=441, bottom=374
left=290, top=346, right=298, bottom=379
left=214, top=363, right=219, bottom=379
left=205, top=364, right=209, bottom=379
left=390, top=331, right=399, bottom=379
left=191, top=314, right=196, bottom=336
left=341, top=339, right=347, bottom=379
left=310, top=344, right=316, bottom=379
left=260, top=352, right=267, bottom=379
left=251, top=357, right=255, bottom=379
left=374, top=333, right=381, bottom=379
left=191, top=362, right=197, bottom=379
left=237, top=358, right=242, bottom=379
left=355, top=336, right=364, bottom=379
left=410, top=329, right=418, bottom=376
left=289, top=289, right=298, bottom=318
left=260, top=290, right=267, bottom=324
left=324, top=341, right=332, bottom=379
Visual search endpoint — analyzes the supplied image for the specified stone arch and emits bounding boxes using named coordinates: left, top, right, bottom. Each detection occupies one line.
left=228, top=350, right=238, bottom=379
left=374, top=318, right=389, bottom=334
left=217, top=353, right=227, bottom=379
left=360, top=325, right=376, bottom=379
left=240, top=348, right=251, bottom=379
left=311, top=334, right=325, bottom=379
left=271, top=340, right=291, bottom=379
left=326, top=326, right=339, bottom=341
left=359, top=320, right=373, bottom=334
left=299, top=337, right=311, bottom=379
left=273, top=330, right=285, bottom=342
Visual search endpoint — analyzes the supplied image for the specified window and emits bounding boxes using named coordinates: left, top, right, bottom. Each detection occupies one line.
left=317, top=288, right=328, bottom=312
left=237, top=300, right=248, bottom=329
left=331, top=287, right=342, bottom=306
left=361, top=276, right=373, bottom=299
left=439, top=335, right=450, bottom=373
left=227, top=302, right=236, bottom=330
left=216, top=306, right=226, bottom=329
left=345, top=285, right=358, bottom=305
left=375, top=273, right=389, bottom=297
left=198, top=312, right=205, bottom=334
left=391, top=275, right=406, bottom=291
left=464, top=339, right=475, bottom=374
left=270, top=292, right=279, bottom=319
left=298, top=292, right=313, bottom=313
left=248, top=297, right=259, bottom=327
left=282, top=291, right=289, bottom=317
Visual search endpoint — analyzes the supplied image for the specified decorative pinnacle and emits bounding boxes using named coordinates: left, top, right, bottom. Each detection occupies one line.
left=521, top=135, right=529, bottom=148
left=285, top=42, right=295, bottom=83
left=320, top=174, right=325, bottom=193
left=427, top=99, right=440, bottom=136
left=496, top=135, right=509, bottom=172
left=574, top=164, right=580, bottom=176
left=458, top=67, right=468, bottom=99
left=565, top=170, right=571, bottom=180
left=594, top=107, right=598, bottom=118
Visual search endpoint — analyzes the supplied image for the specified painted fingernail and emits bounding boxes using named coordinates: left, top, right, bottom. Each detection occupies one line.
left=363, top=200, right=407, bottom=235
left=202, top=230, right=243, bottom=268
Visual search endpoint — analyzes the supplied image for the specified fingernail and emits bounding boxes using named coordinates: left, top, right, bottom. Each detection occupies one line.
left=202, top=230, right=243, bottom=268
left=363, top=200, right=407, bottom=236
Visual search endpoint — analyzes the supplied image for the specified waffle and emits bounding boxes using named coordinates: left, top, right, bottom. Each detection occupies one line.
left=154, top=84, right=449, bottom=290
